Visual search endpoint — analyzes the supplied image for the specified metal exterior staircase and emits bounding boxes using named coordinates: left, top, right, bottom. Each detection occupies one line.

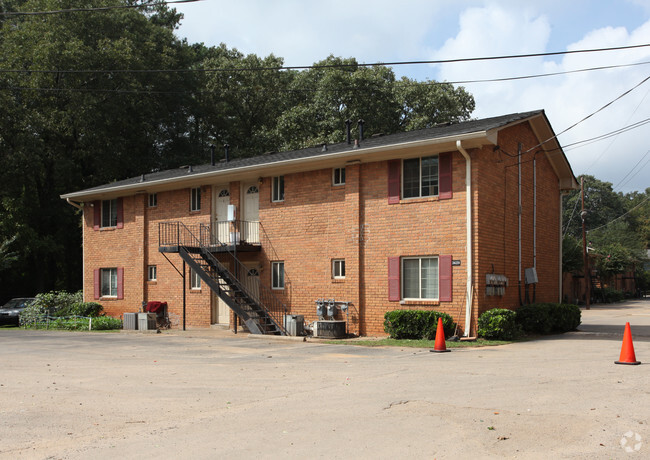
left=159, top=222, right=286, bottom=335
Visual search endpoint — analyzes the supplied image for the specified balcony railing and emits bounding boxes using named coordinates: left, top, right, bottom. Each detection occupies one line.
left=159, top=221, right=260, bottom=249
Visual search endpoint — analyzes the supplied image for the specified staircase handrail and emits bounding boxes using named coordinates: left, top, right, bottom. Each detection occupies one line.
left=159, top=221, right=287, bottom=334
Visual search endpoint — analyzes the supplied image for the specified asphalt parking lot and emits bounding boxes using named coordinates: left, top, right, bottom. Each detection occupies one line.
left=1, top=298, right=649, bottom=459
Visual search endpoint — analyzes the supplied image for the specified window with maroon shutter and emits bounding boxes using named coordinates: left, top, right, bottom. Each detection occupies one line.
left=438, top=152, right=453, bottom=200
left=439, top=255, right=453, bottom=301
left=93, top=201, right=101, bottom=230
left=388, top=257, right=400, bottom=301
left=387, top=160, right=400, bottom=204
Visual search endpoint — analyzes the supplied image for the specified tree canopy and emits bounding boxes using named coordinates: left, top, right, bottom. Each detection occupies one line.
left=0, top=0, right=476, bottom=300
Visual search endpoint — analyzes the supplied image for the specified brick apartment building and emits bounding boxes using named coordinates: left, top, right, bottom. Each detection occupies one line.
left=61, top=110, right=577, bottom=336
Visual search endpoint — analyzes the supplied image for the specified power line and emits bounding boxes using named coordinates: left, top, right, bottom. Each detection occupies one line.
left=525, top=73, right=650, bottom=153
left=587, top=196, right=650, bottom=233
left=562, top=117, right=650, bottom=151
left=0, top=0, right=202, bottom=16
left=615, top=154, right=650, bottom=191
left=1, top=43, right=650, bottom=75
left=4, top=60, right=650, bottom=95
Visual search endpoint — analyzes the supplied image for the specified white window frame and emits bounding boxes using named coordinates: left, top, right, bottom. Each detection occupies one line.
left=272, top=176, right=284, bottom=202
left=190, top=187, right=201, bottom=212
left=190, top=268, right=201, bottom=289
left=101, top=199, right=118, bottom=228
left=147, top=265, right=157, bottom=281
left=100, top=268, right=118, bottom=297
left=402, top=155, right=439, bottom=199
left=148, top=193, right=157, bottom=208
left=332, top=167, right=346, bottom=186
left=271, top=261, right=284, bottom=290
left=401, top=256, right=439, bottom=300
left=332, top=259, right=346, bottom=279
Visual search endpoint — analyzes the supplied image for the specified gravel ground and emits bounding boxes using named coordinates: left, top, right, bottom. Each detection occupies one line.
left=1, top=298, right=649, bottom=459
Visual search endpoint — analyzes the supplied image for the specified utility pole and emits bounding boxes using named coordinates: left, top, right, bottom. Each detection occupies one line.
left=581, top=177, right=590, bottom=309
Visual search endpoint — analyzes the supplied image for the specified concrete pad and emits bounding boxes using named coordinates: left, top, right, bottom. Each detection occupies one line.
left=1, top=298, right=649, bottom=459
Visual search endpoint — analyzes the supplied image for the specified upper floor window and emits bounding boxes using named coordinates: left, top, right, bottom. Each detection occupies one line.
left=101, top=199, right=118, bottom=228
left=272, top=176, right=284, bottom=202
left=148, top=193, right=157, bottom=208
left=190, top=187, right=201, bottom=212
left=333, top=167, right=346, bottom=186
left=403, top=155, right=438, bottom=199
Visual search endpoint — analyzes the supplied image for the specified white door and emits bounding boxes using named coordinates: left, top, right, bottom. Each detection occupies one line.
left=211, top=259, right=231, bottom=325
left=244, top=265, right=261, bottom=303
left=243, top=184, right=260, bottom=244
left=213, top=187, right=230, bottom=244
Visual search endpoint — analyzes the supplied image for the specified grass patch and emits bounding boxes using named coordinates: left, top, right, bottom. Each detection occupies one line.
left=323, top=338, right=512, bottom=348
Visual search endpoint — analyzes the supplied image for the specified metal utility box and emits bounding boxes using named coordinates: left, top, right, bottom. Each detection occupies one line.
left=283, top=314, right=304, bottom=336
left=525, top=267, right=538, bottom=284
left=315, top=320, right=346, bottom=338
left=123, top=312, right=138, bottom=330
left=138, top=312, right=157, bottom=331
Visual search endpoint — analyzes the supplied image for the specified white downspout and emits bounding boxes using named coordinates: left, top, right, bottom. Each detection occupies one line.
left=456, top=140, right=473, bottom=337
left=66, top=198, right=83, bottom=210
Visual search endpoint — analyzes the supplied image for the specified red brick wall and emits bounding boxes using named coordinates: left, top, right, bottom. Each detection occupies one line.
left=82, top=122, right=563, bottom=335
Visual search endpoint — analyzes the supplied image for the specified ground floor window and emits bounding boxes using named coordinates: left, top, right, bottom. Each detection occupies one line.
left=402, top=256, right=438, bottom=300
left=148, top=265, right=157, bottom=281
left=332, top=259, right=345, bottom=279
left=271, top=261, right=284, bottom=289
left=190, top=268, right=201, bottom=289
left=101, top=268, right=118, bottom=297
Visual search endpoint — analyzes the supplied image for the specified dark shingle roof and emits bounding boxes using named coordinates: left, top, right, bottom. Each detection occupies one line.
left=62, top=110, right=544, bottom=198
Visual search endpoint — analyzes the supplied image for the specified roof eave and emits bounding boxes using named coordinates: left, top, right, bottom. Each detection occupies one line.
left=60, top=130, right=494, bottom=201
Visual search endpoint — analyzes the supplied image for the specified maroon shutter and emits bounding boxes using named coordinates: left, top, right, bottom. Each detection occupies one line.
left=439, top=152, right=453, bottom=200
left=439, top=255, right=452, bottom=302
left=387, top=160, right=400, bottom=204
left=117, top=267, right=124, bottom=300
left=94, top=269, right=100, bottom=299
left=388, top=257, right=400, bottom=301
left=93, top=201, right=101, bottom=230
left=116, top=198, right=124, bottom=229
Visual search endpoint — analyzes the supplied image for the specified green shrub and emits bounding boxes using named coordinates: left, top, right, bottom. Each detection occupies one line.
left=477, top=308, right=523, bottom=340
left=383, top=310, right=456, bottom=340
left=56, top=301, right=104, bottom=318
left=516, top=303, right=553, bottom=334
left=21, top=316, right=122, bottom=331
left=20, top=290, right=83, bottom=323
left=593, top=287, right=624, bottom=303
left=516, top=303, right=581, bottom=335
left=549, top=303, right=581, bottom=332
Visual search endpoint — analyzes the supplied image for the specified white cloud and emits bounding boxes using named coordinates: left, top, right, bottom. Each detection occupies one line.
left=433, top=3, right=650, bottom=192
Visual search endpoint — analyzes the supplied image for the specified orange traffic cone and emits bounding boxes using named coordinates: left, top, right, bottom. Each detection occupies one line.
left=430, top=317, right=450, bottom=353
left=615, top=322, right=640, bottom=365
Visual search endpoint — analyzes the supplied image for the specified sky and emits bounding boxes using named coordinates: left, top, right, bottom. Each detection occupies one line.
left=172, top=0, right=650, bottom=193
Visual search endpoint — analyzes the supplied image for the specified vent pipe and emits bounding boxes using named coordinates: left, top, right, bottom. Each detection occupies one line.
left=345, top=119, right=352, bottom=144
left=210, top=145, right=215, bottom=166
left=358, top=119, right=365, bottom=141
left=224, top=144, right=230, bottom=162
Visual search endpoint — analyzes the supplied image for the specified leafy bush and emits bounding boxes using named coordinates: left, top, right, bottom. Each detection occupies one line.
left=477, top=308, right=523, bottom=340
left=516, top=303, right=554, bottom=334
left=21, top=316, right=122, bottom=331
left=516, top=303, right=581, bottom=334
left=593, top=287, right=625, bottom=303
left=20, top=290, right=83, bottom=322
left=56, top=301, right=104, bottom=318
left=384, top=310, right=456, bottom=340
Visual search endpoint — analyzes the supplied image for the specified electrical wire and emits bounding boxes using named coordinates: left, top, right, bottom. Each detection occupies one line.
left=0, top=0, right=202, bottom=16
left=615, top=155, right=650, bottom=191
left=587, top=195, right=650, bottom=233
left=4, top=60, right=650, bottom=95
left=524, top=73, right=650, bottom=153
left=1, top=44, right=650, bottom=75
